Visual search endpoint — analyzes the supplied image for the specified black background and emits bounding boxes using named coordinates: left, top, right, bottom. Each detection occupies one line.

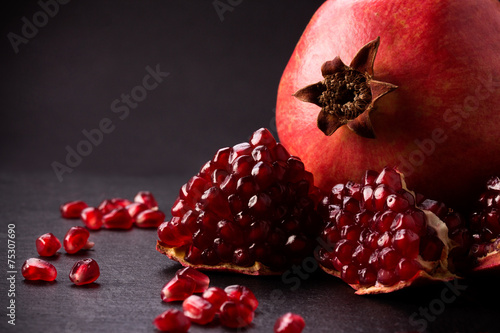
left=1, top=1, right=499, bottom=332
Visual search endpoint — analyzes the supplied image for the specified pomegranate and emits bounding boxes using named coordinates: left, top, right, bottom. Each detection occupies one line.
left=69, top=258, right=100, bottom=285
left=156, top=128, right=323, bottom=275
left=36, top=233, right=61, bottom=257
left=153, top=309, right=191, bottom=333
left=22, top=258, right=57, bottom=281
left=274, top=313, right=306, bottom=333
left=276, top=0, right=500, bottom=208
left=316, top=167, right=457, bottom=294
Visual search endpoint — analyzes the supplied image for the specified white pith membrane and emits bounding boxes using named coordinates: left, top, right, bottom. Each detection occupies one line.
left=318, top=171, right=459, bottom=295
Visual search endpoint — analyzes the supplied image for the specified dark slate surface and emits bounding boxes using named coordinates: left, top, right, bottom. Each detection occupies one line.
left=1, top=1, right=499, bottom=332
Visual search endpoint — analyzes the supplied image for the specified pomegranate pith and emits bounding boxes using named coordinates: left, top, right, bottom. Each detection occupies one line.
left=156, top=128, right=323, bottom=275
left=22, top=258, right=57, bottom=281
left=316, top=167, right=456, bottom=294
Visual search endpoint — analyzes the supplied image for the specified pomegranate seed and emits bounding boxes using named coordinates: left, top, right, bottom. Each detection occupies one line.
left=135, top=209, right=165, bottom=228
left=69, top=258, right=100, bottom=285
left=134, top=191, right=158, bottom=209
left=153, top=309, right=191, bottom=333
left=60, top=200, right=88, bottom=219
left=110, top=197, right=132, bottom=208
left=158, top=218, right=190, bottom=247
left=274, top=312, right=306, bottom=333
left=80, top=207, right=103, bottom=230
left=393, top=229, right=420, bottom=258
left=103, top=208, right=133, bottom=229
left=219, top=301, right=254, bottom=328
left=182, top=295, right=217, bottom=325
left=224, top=285, right=258, bottom=311
left=36, top=233, right=61, bottom=256
left=63, top=226, right=94, bottom=254
left=126, top=202, right=149, bottom=221
left=22, top=258, right=57, bottom=281
left=98, top=199, right=121, bottom=215
left=396, top=258, right=421, bottom=281
left=375, top=167, right=402, bottom=191
left=202, top=287, right=227, bottom=309
left=161, top=275, right=196, bottom=302
left=176, top=267, right=210, bottom=293
left=250, top=128, right=276, bottom=148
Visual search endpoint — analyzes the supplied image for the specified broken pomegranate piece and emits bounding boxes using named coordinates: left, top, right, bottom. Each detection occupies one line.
left=36, top=233, right=61, bottom=257
left=316, top=167, right=456, bottom=294
left=22, top=258, right=57, bottom=281
left=156, top=128, right=323, bottom=275
left=69, top=258, right=100, bottom=285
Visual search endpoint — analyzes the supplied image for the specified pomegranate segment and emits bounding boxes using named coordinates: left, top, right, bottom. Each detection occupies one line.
left=176, top=267, right=210, bottom=293
left=135, top=209, right=165, bottom=228
left=274, top=313, right=306, bottom=333
left=22, top=258, right=57, bottom=281
left=161, top=275, right=197, bottom=303
left=102, top=208, right=133, bottom=229
left=60, top=200, right=88, bottom=219
left=219, top=301, right=254, bottom=328
left=156, top=128, right=323, bottom=275
left=153, top=309, right=191, bottom=333
left=316, top=167, right=455, bottom=294
left=134, top=191, right=158, bottom=210
left=63, top=226, right=94, bottom=254
left=80, top=207, right=103, bottom=230
left=36, top=233, right=61, bottom=257
left=69, top=258, right=100, bottom=285
left=182, top=295, right=217, bottom=325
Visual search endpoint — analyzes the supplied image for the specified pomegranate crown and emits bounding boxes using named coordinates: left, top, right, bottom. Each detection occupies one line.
left=293, top=37, right=397, bottom=139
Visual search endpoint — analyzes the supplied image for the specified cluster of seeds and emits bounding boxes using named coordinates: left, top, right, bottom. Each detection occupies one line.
left=157, top=128, right=322, bottom=272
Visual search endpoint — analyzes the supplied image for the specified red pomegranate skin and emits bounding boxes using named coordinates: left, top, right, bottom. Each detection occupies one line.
left=276, top=0, right=500, bottom=208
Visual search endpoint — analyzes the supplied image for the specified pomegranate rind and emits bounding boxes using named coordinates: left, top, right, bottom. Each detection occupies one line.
left=156, top=241, right=281, bottom=276
left=473, top=249, right=500, bottom=272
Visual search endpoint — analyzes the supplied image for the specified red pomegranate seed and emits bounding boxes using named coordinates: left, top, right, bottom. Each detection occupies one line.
left=202, top=287, right=227, bottom=309
left=153, top=309, right=191, bottom=333
left=60, top=200, right=88, bottom=219
left=224, top=285, right=258, bottom=311
left=134, top=191, right=158, bottom=209
left=396, top=258, right=421, bottom=281
left=36, top=233, right=61, bottom=256
left=176, top=267, right=210, bottom=293
left=69, top=258, right=100, bottom=285
left=274, top=312, right=306, bottom=333
left=63, top=226, right=94, bottom=254
left=98, top=199, right=121, bottom=215
left=161, top=275, right=196, bottom=302
left=219, top=301, right=254, bottom=328
left=22, top=258, right=57, bottom=281
left=80, top=207, right=103, bottom=230
left=250, top=128, right=277, bottom=148
left=126, top=202, right=149, bottom=221
left=157, top=218, right=191, bottom=247
left=110, top=197, right=132, bottom=208
left=103, top=208, right=133, bottom=229
left=182, top=295, right=217, bottom=325
left=134, top=209, right=165, bottom=228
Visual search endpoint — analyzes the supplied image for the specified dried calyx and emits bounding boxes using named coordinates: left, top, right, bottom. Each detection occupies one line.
left=294, top=37, right=397, bottom=138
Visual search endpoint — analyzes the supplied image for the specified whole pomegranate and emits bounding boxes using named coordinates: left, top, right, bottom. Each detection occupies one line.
left=276, top=0, right=500, bottom=208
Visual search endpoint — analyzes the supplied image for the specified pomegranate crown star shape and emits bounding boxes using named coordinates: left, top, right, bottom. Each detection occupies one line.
left=293, top=37, right=397, bottom=139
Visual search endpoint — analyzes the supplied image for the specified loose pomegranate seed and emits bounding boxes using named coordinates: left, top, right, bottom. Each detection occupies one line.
left=80, top=207, right=103, bottom=230
left=219, top=301, right=254, bottom=328
left=135, top=209, right=165, bottom=228
left=134, top=191, right=158, bottom=209
left=274, top=313, right=306, bottom=333
left=182, top=295, right=217, bottom=325
left=161, top=275, right=196, bottom=302
left=22, top=258, right=57, bottom=281
left=64, top=226, right=94, bottom=254
left=176, top=267, right=210, bottom=293
left=36, top=233, right=61, bottom=256
left=153, top=309, right=191, bottom=333
left=102, top=208, right=133, bottom=229
left=224, top=285, right=258, bottom=311
left=60, top=200, right=88, bottom=219
left=110, top=197, right=132, bottom=208
left=98, top=199, right=121, bottom=215
left=202, top=287, right=227, bottom=309
left=69, top=258, right=100, bottom=285
left=126, top=202, right=149, bottom=221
